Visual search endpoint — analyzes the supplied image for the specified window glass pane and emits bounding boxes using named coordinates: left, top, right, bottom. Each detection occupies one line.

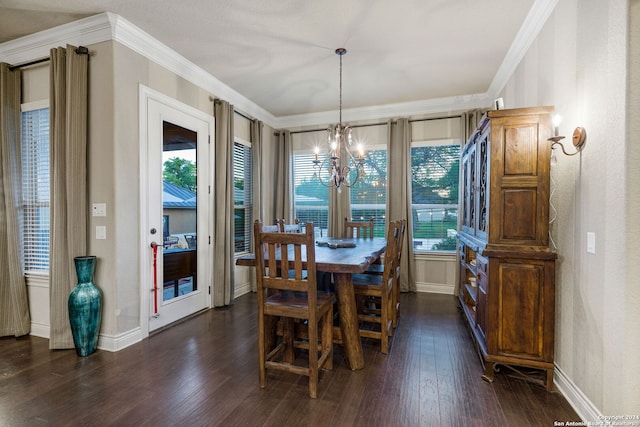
left=349, top=147, right=387, bottom=237
left=411, top=143, right=460, bottom=252
left=233, top=141, right=252, bottom=252
left=21, top=107, right=50, bottom=271
left=293, top=153, right=329, bottom=237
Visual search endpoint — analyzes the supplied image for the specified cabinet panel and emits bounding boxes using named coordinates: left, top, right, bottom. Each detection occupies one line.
left=500, top=188, right=538, bottom=241
left=496, top=260, right=546, bottom=360
left=503, top=125, right=539, bottom=176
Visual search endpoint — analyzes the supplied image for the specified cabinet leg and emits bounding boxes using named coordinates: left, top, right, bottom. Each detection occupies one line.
left=545, top=368, right=554, bottom=391
left=482, top=361, right=496, bottom=383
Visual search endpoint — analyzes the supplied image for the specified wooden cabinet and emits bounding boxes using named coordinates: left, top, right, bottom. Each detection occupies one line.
left=457, top=106, right=557, bottom=390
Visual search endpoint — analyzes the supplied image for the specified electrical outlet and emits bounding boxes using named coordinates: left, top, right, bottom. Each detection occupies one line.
left=96, top=226, right=106, bottom=240
left=587, top=232, right=595, bottom=254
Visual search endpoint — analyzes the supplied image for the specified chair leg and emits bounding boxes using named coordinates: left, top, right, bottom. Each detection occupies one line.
left=283, top=318, right=295, bottom=363
left=258, top=311, right=267, bottom=389
left=308, top=316, right=319, bottom=399
left=322, top=306, right=333, bottom=371
left=381, top=293, right=389, bottom=354
left=391, top=287, right=398, bottom=329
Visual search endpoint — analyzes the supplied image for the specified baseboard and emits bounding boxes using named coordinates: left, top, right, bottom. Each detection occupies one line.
left=554, top=364, right=602, bottom=422
left=30, top=322, right=50, bottom=338
left=234, top=282, right=252, bottom=298
left=416, top=281, right=455, bottom=294
left=29, top=324, right=143, bottom=353
left=97, top=327, right=143, bottom=352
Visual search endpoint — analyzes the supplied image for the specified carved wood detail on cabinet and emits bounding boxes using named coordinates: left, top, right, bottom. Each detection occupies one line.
left=457, top=106, right=557, bottom=391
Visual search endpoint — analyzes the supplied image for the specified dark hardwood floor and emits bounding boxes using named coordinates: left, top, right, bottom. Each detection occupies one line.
left=0, top=292, right=579, bottom=426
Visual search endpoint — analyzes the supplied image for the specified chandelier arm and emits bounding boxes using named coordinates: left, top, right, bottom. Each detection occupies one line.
left=345, top=147, right=361, bottom=165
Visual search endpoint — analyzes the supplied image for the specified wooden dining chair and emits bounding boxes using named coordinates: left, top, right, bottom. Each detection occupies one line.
left=350, top=220, right=400, bottom=354
left=362, top=219, right=406, bottom=328
left=184, top=234, right=197, bottom=248
left=344, top=217, right=374, bottom=238
left=253, top=220, right=334, bottom=398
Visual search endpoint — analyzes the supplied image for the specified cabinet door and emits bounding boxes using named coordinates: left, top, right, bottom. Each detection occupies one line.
left=476, top=127, right=490, bottom=241
left=488, top=114, right=551, bottom=247
left=475, top=255, right=489, bottom=340
left=461, top=141, right=476, bottom=236
left=490, top=258, right=555, bottom=362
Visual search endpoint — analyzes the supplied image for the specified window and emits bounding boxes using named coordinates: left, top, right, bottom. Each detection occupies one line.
left=349, top=145, right=387, bottom=237
left=293, top=137, right=387, bottom=238
left=411, top=140, right=460, bottom=252
left=233, top=139, right=252, bottom=253
left=293, top=153, right=328, bottom=236
left=21, top=104, right=50, bottom=272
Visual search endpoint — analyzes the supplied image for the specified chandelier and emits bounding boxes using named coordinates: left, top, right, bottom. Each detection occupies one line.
left=312, top=48, right=365, bottom=192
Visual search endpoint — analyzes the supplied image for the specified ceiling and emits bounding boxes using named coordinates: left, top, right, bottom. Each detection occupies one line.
left=0, top=0, right=539, bottom=120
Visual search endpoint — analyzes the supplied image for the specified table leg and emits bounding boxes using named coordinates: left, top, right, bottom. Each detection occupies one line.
left=334, top=272, right=365, bottom=370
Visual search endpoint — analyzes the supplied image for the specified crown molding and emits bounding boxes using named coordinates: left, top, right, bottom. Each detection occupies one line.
left=487, top=0, right=559, bottom=99
left=108, top=13, right=278, bottom=127
left=1, top=1, right=556, bottom=130
left=275, top=93, right=491, bottom=129
left=0, top=12, right=280, bottom=127
left=0, top=13, right=114, bottom=65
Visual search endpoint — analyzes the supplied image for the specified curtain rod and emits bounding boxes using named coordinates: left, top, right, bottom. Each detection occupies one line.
left=234, top=110, right=254, bottom=122
left=290, top=121, right=387, bottom=135
left=409, top=114, right=463, bottom=123
left=211, top=97, right=255, bottom=122
left=288, top=115, right=464, bottom=135
left=9, top=46, right=90, bottom=71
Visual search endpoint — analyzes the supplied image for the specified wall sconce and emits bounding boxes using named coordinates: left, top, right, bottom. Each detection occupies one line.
left=548, top=114, right=587, bottom=156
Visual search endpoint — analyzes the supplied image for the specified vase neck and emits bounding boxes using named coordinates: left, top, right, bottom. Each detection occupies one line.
left=74, top=256, right=96, bottom=283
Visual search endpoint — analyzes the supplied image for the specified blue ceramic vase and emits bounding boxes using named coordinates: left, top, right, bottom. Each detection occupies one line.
left=68, top=256, right=102, bottom=356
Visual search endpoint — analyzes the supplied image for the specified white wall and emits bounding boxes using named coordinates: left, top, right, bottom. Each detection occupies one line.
left=500, top=0, right=639, bottom=416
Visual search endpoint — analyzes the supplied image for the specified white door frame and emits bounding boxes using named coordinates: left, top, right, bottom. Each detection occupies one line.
left=138, top=85, right=215, bottom=337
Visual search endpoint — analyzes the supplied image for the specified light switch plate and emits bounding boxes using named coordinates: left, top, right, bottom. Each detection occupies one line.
left=96, top=226, right=106, bottom=240
left=587, top=232, right=596, bottom=254
left=92, top=203, right=106, bottom=217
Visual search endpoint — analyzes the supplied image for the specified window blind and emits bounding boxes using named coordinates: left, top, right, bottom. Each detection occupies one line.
left=293, top=153, right=329, bottom=235
left=21, top=107, right=50, bottom=271
left=233, top=141, right=252, bottom=252
left=349, top=147, right=387, bottom=236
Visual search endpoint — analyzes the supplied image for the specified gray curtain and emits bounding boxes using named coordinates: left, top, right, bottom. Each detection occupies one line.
left=213, top=100, right=235, bottom=306
left=250, top=119, right=263, bottom=292
left=273, top=130, right=292, bottom=223
left=328, top=141, right=351, bottom=237
left=462, top=109, right=485, bottom=141
left=49, top=45, right=89, bottom=349
left=0, top=63, right=31, bottom=337
left=387, top=118, right=416, bottom=292
left=251, top=119, right=263, bottom=223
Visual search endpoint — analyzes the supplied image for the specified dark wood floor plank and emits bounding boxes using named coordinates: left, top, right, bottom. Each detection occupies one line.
left=0, top=292, right=580, bottom=426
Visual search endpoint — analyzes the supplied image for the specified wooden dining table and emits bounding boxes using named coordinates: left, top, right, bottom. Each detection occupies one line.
left=235, top=237, right=387, bottom=370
